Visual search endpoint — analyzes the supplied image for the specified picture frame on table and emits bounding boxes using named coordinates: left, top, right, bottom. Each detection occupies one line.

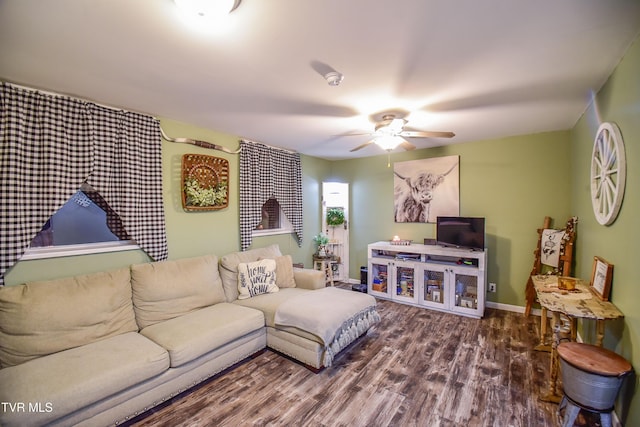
left=432, top=290, right=441, bottom=303
left=460, top=296, right=475, bottom=309
left=590, top=256, right=613, bottom=301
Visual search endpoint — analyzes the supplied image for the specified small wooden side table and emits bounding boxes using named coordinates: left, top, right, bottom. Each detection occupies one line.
left=313, top=256, right=336, bottom=286
left=531, top=275, right=624, bottom=403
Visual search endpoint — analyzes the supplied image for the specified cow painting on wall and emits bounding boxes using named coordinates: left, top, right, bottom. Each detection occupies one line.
left=393, top=156, right=460, bottom=223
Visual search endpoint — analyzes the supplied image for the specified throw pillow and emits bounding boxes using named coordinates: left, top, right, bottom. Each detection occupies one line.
left=259, top=254, right=296, bottom=288
left=237, top=259, right=279, bottom=300
left=219, top=244, right=283, bottom=302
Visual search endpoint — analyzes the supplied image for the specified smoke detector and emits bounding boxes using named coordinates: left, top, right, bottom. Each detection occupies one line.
left=323, top=71, right=344, bottom=86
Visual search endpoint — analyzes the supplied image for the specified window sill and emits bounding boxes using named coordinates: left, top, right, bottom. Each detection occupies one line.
left=21, top=241, right=140, bottom=261
left=252, top=228, right=294, bottom=238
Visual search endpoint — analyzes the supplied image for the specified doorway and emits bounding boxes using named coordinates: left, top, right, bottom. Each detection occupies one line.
left=322, top=182, right=349, bottom=282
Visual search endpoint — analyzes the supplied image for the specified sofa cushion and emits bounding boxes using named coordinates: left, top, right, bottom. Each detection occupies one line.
left=293, top=268, right=326, bottom=290
left=0, top=268, right=137, bottom=368
left=0, top=332, right=169, bottom=427
left=220, top=244, right=282, bottom=302
left=238, top=259, right=279, bottom=300
left=260, top=254, right=296, bottom=288
left=140, top=303, right=265, bottom=368
left=131, top=254, right=227, bottom=329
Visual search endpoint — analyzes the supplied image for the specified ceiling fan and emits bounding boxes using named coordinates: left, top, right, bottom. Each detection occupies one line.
left=349, top=114, right=455, bottom=152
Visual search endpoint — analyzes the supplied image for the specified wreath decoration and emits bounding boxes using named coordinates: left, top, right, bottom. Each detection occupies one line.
left=326, top=207, right=345, bottom=226
left=181, top=154, right=229, bottom=211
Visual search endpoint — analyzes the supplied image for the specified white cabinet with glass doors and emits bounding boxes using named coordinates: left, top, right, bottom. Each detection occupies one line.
left=368, top=258, right=418, bottom=304
left=368, top=242, right=487, bottom=319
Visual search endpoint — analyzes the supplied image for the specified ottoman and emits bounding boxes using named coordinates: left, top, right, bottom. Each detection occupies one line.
left=274, top=287, right=380, bottom=367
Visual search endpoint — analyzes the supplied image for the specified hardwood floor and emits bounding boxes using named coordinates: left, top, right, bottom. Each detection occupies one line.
left=126, top=295, right=563, bottom=427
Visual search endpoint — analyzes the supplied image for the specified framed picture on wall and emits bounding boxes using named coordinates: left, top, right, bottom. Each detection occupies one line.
left=590, top=256, right=614, bottom=301
left=393, top=156, right=460, bottom=223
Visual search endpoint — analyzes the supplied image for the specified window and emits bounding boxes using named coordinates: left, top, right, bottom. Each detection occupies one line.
left=0, top=83, right=167, bottom=286
left=23, top=184, right=138, bottom=260
left=239, top=140, right=302, bottom=250
left=253, top=197, right=293, bottom=236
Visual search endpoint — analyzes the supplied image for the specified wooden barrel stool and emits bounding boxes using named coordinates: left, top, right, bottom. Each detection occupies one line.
left=557, top=342, right=632, bottom=427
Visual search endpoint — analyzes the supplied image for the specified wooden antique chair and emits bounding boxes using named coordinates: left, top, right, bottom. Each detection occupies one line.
left=524, top=216, right=578, bottom=351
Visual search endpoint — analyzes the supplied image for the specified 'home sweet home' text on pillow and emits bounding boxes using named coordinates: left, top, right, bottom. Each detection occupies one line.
left=237, top=259, right=279, bottom=299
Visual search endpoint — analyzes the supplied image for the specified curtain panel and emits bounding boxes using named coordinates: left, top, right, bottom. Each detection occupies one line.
left=239, top=140, right=303, bottom=250
left=0, top=83, right=168, bottom=285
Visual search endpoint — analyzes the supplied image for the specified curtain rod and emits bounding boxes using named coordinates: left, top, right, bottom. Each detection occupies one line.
left=160, top=127, right=240, bottom=154
left=4, top=82, right=295, bottom=156
left=3, top=81, right=147, bottom=116
left=240, top=138, right=297, bottom=154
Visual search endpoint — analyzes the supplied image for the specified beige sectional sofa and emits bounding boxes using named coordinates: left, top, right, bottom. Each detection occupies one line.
left=0, top=244, right=379, bottom=426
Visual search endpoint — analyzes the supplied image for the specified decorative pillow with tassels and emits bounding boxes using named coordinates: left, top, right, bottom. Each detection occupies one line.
left=237, top=259, right=279, bottom=299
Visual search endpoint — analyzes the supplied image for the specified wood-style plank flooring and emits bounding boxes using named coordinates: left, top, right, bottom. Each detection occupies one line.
left=126, top=292, right=564, bottom=427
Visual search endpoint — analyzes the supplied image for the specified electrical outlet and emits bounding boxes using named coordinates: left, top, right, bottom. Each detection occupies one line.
left=489, top=282, right=497, bottom=292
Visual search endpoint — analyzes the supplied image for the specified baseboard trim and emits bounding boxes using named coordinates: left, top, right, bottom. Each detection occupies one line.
left=485, top=301, right=544, bottom=317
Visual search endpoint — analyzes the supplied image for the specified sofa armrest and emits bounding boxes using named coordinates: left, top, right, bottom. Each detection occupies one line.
left=293, top=268, right=325, bottom=290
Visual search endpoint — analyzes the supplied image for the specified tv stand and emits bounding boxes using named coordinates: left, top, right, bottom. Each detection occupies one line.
left=367, top=241, right=487, bottom=318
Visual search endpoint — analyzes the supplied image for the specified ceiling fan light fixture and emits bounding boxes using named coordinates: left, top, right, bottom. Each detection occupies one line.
left=174, top=0, right=241, bottom=17
left=374, top=135, right=404, bottom=151
left=375, top=116, right=406, bottom=132
left=323, top=71, right=344, bottom=86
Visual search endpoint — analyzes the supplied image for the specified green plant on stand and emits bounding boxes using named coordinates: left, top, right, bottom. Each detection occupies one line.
left=313, top=233, right=329, bottom=257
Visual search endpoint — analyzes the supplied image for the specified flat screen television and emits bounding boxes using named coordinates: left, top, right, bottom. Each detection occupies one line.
left=436, top=216, right=485, bottom=251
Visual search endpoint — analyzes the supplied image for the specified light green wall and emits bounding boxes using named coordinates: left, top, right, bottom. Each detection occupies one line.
left=160, top=119, right=330, bottom=265
left=4, top=119, right=574, bottom=308
left=329, top=132, right=571, bottom=307
left=569, top=35, right=640, bottom=425
left=4, top=118, right=330, bottom=285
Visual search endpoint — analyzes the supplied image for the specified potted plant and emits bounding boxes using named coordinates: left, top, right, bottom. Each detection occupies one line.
left=313, top=233, right=330, bottom=257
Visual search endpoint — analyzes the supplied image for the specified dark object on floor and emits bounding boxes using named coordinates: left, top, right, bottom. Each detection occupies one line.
left=352, top=283, right=367, bottom=293
left=360, top=266, right=367, bottom=284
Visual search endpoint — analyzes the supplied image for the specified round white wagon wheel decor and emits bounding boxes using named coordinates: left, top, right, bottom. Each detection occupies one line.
left=591, top=122, right=626, bottom=225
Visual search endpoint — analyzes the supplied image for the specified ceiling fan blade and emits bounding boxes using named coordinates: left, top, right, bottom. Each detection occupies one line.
left=400, top=130, right=455, bottom=139
left=399, top=140, right=416, bottom=151
left=334, top=131, right=371, bottom=137
left=350, top=141, right=374, bottom=152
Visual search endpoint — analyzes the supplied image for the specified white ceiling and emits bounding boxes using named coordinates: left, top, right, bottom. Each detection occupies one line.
left=1, top=0, right=639, bottom=160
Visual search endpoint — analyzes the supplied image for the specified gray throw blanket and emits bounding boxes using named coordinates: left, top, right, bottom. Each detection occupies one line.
left=274, top=287, right=380, bottom=367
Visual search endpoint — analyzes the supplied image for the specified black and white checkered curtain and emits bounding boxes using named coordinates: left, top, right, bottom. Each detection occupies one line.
left=0, top=83, right=168, bottom=285
left=84, top=104, right=167, bottom=263
left=239, top=140, right=303, bottom=250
